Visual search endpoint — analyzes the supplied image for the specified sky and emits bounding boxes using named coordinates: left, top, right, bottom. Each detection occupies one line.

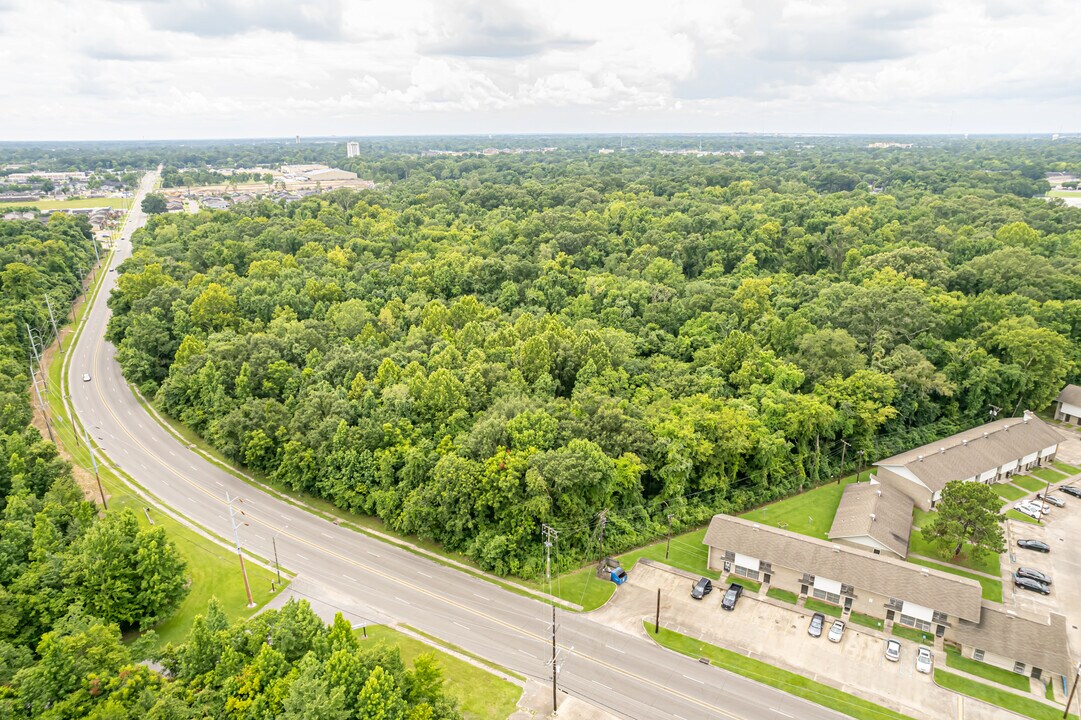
left=0, top=0, right=1078, bottom=140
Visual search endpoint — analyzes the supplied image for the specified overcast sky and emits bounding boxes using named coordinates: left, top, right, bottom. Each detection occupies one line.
left=0, top=0, right=1077, bottom=140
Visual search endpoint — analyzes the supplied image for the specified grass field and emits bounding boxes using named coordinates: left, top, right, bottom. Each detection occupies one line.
left=891, top=624, right=934, bottom=645
left=911, top=508, right=936, bottom=528
left=906, top=530, right=1001, bottom=577
left=849, top=612, right=884, bottom=631
left=361, top=626, right=522, bottom=720
left=996, top=484, right=1029, bottom=501
left=740, top=474, right=862, bottom=539
left=804, top=598, right=843, bottom=617
left=1047, top=190, right=1081, bottom=198
left=0, top=196, right=132, bottom=210
left=944, top=646, right=1028, bottom=691
left=1013, top=475, right=1048, bottom=492
left=727, top=575, right=761, bottom=593
left=1031, top=468, right=1067, bottom=484
left=766, top=587, right=798, bottom=604
left=906, top=556, right=1002, bottom=602
left=1005, top=509, right=1042, bottom=525
left=935, top=670, right=1074, bottom=720
left=649, top=623, right=916, bottom=720
left=46, top=251, right=285, bottom=650
left=1053, top=461, right=1080, bottom=475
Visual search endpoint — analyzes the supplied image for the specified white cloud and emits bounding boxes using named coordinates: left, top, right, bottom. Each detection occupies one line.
left=0, top=0, right=1078, bottom=139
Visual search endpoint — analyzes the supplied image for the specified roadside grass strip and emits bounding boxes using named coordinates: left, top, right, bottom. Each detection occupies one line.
left=934, top=670, right=1075, bottom=720
left=803, top=598, right=843, bottom=617
left=766, top=587, right=798, bottom=604
left=1005, top=509, right=1042, bottom=525
left=1031, top=468, right=1067, bottom=484
left=740, top=475, right=859, bottom=539
left=360, top=625, right=523, bottom=720
left=848, top=612, right=884, bottom=631
left=944, top=646, right=1028, bottom=691
left=906, top=557, right=1002, bottom=602
left=647, top=622, right=917, bottom=720
left=1012, top=475, right=1048, bottom=492
left=995, top=484, right=1029, bottom=501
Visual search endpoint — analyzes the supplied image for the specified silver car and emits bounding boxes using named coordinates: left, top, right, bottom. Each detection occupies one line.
left=827, top=620, right=845, bottom=643
left=1036, top=493, right=1065, bottom=508
left=885, top=639, right=901, bottom=662
left=916, top=646, right=934, bottom=674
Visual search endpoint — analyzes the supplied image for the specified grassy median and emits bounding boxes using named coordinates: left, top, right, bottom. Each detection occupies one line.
left=934, top=670, right=1074, bottom=720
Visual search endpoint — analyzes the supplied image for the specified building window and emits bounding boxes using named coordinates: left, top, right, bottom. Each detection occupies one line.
left=812, top=588, right=841, bottom=604
left=932, top=611, right=948, bottom=624
left=1013, top=661, right=1026, bottom=674
left=899, top=614, right=932, bottom=632
left=887, top=597, right=904, bottom=610
left=733, top=565, right=760, bottom=581
left=973, top=649, right=985, bottom=662
left=873, top=548, right=880, bottom=555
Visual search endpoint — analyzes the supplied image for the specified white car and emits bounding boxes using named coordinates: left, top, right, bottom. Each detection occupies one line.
left=1014, top=502, right=1046, bottom=520
left=916, top=646, right=934, bottom=674
left=827, top=620, right=845, bottom=643
left=885, top=639, right=901, bottom=662
left=82, top=373, right=92, bottom=382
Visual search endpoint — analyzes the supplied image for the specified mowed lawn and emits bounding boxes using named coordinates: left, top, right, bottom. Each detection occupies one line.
left=361, top=626, right=522, bottom=720
left=1053, top=461, right=1080, bottom=475
left=907, top=556, right=1002, bottom=602
left=1031, top=468, right=1068, bottom=484
left=740, top=475, right=861, bottom=539
left=1012, top=474, right=1048, bottom=492
left=0, top=196, right=132, bottom=210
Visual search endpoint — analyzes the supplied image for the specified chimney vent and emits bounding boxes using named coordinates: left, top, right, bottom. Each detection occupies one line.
left=870, top=513, right=876, bottom=522
left=917, top=454, right=923, bottom=462
left=876, top=490, right=882, bottom=496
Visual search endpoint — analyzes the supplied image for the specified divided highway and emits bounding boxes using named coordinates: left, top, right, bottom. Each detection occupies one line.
left=68, top=172, right=847, bottom=720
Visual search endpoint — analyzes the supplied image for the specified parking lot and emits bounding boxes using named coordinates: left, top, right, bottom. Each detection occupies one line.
left=591, top=563, right=978, bottom=720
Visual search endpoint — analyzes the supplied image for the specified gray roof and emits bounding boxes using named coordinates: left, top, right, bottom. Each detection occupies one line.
left=874, top=416, right=1065, bottom=493
left=827, top=482, right=913, bottom=558
left=953, top=603, right=1072, bottom=678
left=704, top=514, right=983, bottom=621
left=1057, top=384, right=1081, bottom=407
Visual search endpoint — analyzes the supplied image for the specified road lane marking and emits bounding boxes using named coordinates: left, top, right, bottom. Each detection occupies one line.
left=296, top=554, right=308, bottom=561
left=772, top=711, right=794, bottom=719
left=321, top=532, right=333, bottom=539
left=683, top=674, right=704, bottom=684
left=342, top=574, right=356, bottom=582
left=417, top=571, right=432, bottom=578
left=604, top=644, right=624, bottom=654
left=367, top=550, right=380, bottom=557
left=394, top=596, right=411, bottom=606
left=453, top=621, right=469, bottom=630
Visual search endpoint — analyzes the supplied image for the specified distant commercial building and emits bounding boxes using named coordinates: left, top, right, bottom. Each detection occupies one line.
left=347, top=142, right=360, bottom=158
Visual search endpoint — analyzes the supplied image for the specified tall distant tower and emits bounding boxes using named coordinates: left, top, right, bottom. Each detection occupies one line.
left=295, top=135, right=300, bottom=144
left=347, top=141, right=360, bottom=158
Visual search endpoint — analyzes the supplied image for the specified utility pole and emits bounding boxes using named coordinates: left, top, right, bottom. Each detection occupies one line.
left=654, top=588, right=661, bottom=634
left=665, top=514, right=674, bottom=560
left=26, top=325, right=47, bottom=392
left=836, top=439, right=850, bottom=484
left=226, top=492, right=255, bottom=607
left=989, top=405, right=1001, bottom=420
left=272, top=535, right=282, bottom=584
left=82, top=424, right=107, bottom=509
left=28, top=362, right=55, bottom=444
left=44, top=294, right=62, bottom=352
left=856, top=450, right=866, bottom=482
left=596, top=509, right=608, bottom=561
left=1064, top=662, right=1081, bottom=719
left=541, top=523, right=559, bottom=715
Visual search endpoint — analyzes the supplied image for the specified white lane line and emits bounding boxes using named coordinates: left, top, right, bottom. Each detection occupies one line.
left=296, top=554, right=308, bottom=561
left=517, top=648, right=533, bottom=657
left=453, top=621, right=469, bottom=630
left=682, top=674, right=704, bottom=684
left=592, top=680, right=613, bottom=691
left=342, top=574, right=356, bottom=582
left=367, top=550, right=380, bottom=557
left=417, top=571, right=433, bottom=578
left=214, top=480, right=223, bottom=487
left=394, top=596, right=412, bottom=606
left=473, top=593, right=486, bottom=599
left=772, top=711, right=794, bottom=719
left=321, top=532, right=333, bottom=539
left=169, top=450, right=176, bottom=457
left=604, top=644, right=625, bottom=654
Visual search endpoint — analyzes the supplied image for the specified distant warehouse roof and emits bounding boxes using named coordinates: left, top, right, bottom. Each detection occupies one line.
left=703, top=514, right=983, bottom=621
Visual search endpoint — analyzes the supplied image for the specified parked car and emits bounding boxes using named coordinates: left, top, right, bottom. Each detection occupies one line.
left=1016, top=567, right=1052, bottom=586
left=691, top=577, right=713, bottom=600
left=1036, top=493, right=1065, bottom=508
left=915, top=646, right=934, bottom=674
left=1014, top=502, right=1046, bottom=520
left=1016, top=539, right=1051, bottom=553
left=82, top=373, right=91, bottom=382
left=1060, top=486, right=1081, bottom=499
left=1022, top=500, right=1051, bottom=515
left=827, top=620, right=846, bottom=643
left=721, top=582, right=743, bottom=611
left=885, top=639, right=901, bottom=662
left=807, top=612, right=825, bottom=638
left=1014, top=573, right=1051, bottom=595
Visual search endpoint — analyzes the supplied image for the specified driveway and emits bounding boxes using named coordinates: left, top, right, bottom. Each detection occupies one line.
left=590, top=564, right=1008, bottom=720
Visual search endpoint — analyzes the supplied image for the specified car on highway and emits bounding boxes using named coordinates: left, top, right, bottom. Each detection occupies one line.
left=721, top=582, right=743, bottom=611
left=1061, top=486, right=1081, bottom=499
left=691, top=577, right=713, bottom=600
left=827, top=619, right=845, bottom=643
left=1035, top=493, right=1065, bottom=508
left=885, top=639, right=901, bottom=662
left=1016, top=539, right=1050, bottom=553
left=1014, top=573, right=1050, bottom=595
left=1016, top=567, right=1052, bottom=585
left=82, top=373, right=91, bottom=382
left=915, top=646, right=934, bottom=674
left=807, top=612, right=825, bottom=638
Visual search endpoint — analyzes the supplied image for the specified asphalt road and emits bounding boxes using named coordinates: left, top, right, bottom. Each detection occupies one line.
left=68, top=172, right=850, bottom=720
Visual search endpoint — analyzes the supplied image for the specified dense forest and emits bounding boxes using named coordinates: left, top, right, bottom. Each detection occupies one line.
left=103, top=139, right=1081, bottom=577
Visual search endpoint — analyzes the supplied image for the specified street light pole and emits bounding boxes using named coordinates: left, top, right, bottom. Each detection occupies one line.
left=44, top=294, right=62, bottom=352
left=226, top=492, right=255, bottom=607
left=272, top=535, right=282, bottom=584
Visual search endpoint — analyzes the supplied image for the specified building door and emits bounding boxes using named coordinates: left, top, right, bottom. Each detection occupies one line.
left=936, top=625, right=946, bottom=638
left=763, top=573, right=771, bottom=584
left=886, top=610, right=895, bottom=622
left=844, top=597, right=853, bottom=611
left=800, top=584, right=808, bottom=596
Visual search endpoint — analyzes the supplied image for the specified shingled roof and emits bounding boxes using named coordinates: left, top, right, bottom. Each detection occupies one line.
left=953, top=603, right=1072, bottom=678
left=1057, top=384, right=1081, bottom=407
left=827, top=482, right=914, bottom=558
left=704, top=514, right=983, bottom=621
left=873, top=415, right=1065, bottom=493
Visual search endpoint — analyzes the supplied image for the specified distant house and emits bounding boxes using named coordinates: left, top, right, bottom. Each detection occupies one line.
left=872, top=413, right=1064, bottom=510
left=201, top=197, right=229, bottom=210
left=1054, top=385, right=1081, bottom=425
left=827, top=482, right=913, bottom=559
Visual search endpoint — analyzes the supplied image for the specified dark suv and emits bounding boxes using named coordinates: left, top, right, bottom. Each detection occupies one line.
left=691, top=577, right=713, bottom=600
left=721, top=582, right=744, bottom=611
left=808, top=612, right=825, bottom=637
left=1061, top=486, right=1081, bottom=499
